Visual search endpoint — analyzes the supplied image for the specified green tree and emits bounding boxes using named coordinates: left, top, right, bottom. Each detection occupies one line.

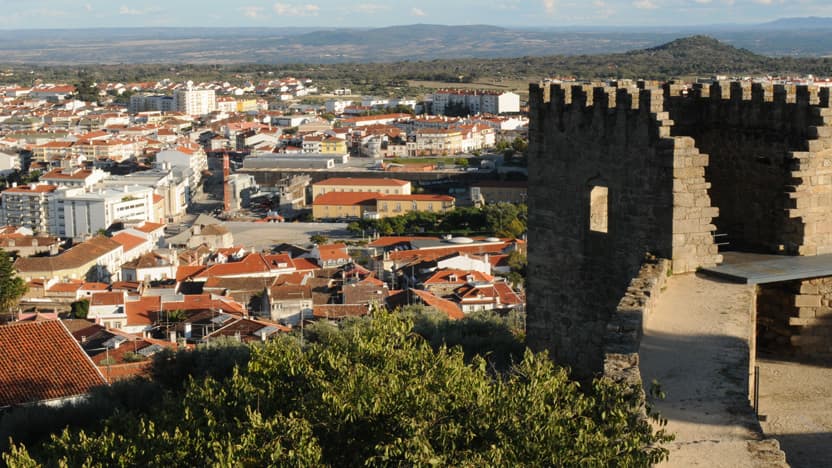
left=73, top=72, right=99, bottom=103
left=69, top=299, right=89, bottom=320
left=3, top=312, right=672, bottom=466
left=0, top=249, right=26, bottom=321
left=511, top=136, right=528, bottom=153
left=310, top=234, right=329, bottom=245
left=506, top=249, right=528, bottom=289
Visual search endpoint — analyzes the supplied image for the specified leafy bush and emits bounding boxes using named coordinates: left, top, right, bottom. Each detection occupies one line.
left=3, top=312, right=671, bottom=466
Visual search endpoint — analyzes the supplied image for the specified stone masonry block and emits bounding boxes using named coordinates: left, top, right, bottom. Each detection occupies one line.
left=796, top=295, right=822, bottom=308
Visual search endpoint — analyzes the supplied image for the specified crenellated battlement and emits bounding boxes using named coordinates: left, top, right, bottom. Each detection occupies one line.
left=532, top=81, right=665, bottom=115
left=532, top=80, right=832, bottom=118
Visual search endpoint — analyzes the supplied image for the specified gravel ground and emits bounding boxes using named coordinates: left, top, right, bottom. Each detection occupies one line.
left=758, top=357, right=832, bottom=468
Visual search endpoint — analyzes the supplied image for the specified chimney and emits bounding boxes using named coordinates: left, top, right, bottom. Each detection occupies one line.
left=169, top=330, right=177, bottom=343
left=184, top=322, right=192, bottom=339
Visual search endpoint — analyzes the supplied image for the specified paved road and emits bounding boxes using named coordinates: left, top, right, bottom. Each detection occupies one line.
left=224, top=222, right=351, bottom=251
left=640, top=274, right=785, bottom=467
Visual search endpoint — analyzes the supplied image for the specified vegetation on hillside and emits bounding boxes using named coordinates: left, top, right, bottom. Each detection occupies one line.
left=0, top=249, right=27, bottom=323
left=3, top=36, right=830, bottom=93
left=348, top=203, right=527, bottom=238
left=2, top=310, right=672, bottom=467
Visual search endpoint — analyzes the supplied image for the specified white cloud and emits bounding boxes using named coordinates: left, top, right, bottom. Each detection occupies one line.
left=693, top=0, right=712, bottom=4
left=240, top=6, right=266, bottom=19
left=543, top=0, right=556, bottom=15
left=754, top=0, right=773, bottom=4
left=354, top=3, right=390, bottom=14
left=411, top=7, right=426, bottom=16
left=273, top=3, right=320, bottom=16
left=633, top=0, right=657, bottom=9
left=84, top=3, right=93, bottom=11
left=119, top=5, right=145, bottom=15
left=495, top=0, right=521, bottom=10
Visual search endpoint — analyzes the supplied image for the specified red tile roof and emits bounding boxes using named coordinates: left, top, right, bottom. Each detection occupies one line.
left=196, top=253, right=274, bottom=278
left=111, top=232, right=146, bottom=253
left=316, top=243, right=350, bottom=262
left=3, top=184, right=57, bottom=194
left=411, top=290, right=464, bottom=320
left=376, top=194, right=455, bottom=202
left=291, top=257, right=320, bottom=272
left=0, top=321, right=107, bottom=407
left=313, top=304, right=370, bottom=319
left=41, top=168, right=92, bottom=180
left=176, top=265, right=206, bottom=282
left=315, top=177, right=408, bottom=187
left=90, top=291, right=125, bottom=306
left=135, top=221, right=165, bottom=233
left=312, top=192, right=379, bottom=206
left=368, top=236, right=438, bottom=248
left=47, top=280, right=84, bottom=293
left=423, top=269, right=494, bottom=285
left=125, top=296, right=160, bottom=326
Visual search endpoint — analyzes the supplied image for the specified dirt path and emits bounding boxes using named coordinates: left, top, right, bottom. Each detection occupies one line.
left=758, top=357, right=832, bottom=467
left=639, top=274, right=781, bottom=467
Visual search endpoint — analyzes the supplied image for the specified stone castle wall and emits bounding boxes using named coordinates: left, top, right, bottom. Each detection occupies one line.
left=602, top=257, right=669, bottom=385
left=665, top=82, right=832, bottom=255
left=758, top=276, right=832, bottom=358
left=528, top=79, right=832, bottom=377
left=527, top=82, right=720, bottom=378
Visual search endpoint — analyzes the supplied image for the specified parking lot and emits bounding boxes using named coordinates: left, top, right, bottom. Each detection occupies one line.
left=224, top=221, right=351, bottom=251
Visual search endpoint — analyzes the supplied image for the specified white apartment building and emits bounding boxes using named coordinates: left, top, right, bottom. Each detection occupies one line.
left=129, top=94, right=175, bottom=114
left=104, top=165, right=188, bottom=219
left=174, top=82, right=217, bottom=116
left=430, top=90, right=520, bottom=116
left=41, top=167, right=108, bottom=189
left=53, top=185, right=155, bottom=239
left=0, top=183, right=59, bottom=234
left=156, top=147, right=207, bottom=190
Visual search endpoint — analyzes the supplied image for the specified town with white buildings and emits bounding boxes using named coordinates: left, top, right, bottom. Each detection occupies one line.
left=0, top=74, right=530, bottom=394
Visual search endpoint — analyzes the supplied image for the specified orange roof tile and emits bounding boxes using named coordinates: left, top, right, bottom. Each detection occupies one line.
left=0, top=321, right=106, bottom=407
left=315, top=177, right=408, bottom=187
left=125, top=296, right=160, bottom=326
left=291, top=258, right=320, bottom=271
left=175, top=265, right=206, bottom=282
left=111, top=232, right=146, bottom=253
left=424, top=269, right=494, bottom=285
left=312, top=192, right=378, bottom=206
left=90, top=291, right=125, bottom=306
left=376, top=194, right=454, bottom=202
left=3, top=184, right=57, bottom=194
left=313, top=304, right=369, bottom=319
left=135, top=221, right=165, bottom=233
left=411, top=290, right=464, bottom=320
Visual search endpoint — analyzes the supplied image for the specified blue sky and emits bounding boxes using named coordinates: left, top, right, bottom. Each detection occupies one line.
left=0, top=0, right=830, bottom=29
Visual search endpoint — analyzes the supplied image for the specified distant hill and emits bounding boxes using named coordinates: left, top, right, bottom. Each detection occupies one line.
left=0, top=21, right=831, bottom=65
left=758, top=17, right=832, bottom=30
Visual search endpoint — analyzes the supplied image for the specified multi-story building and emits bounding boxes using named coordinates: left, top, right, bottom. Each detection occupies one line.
left=41, top=167, right=108, bottom=189
left=0, top=183, right=59, bottom=234
left=155, top=146, right=208, bottom=195
left=53, top=185, right=156, bottom=239
left=411, top=128, right=463, bottom=156
left=312, top=178, right=411, bottom=199
left=320, top=137, right=348, bottom=155
left=373, top=194, right=455, bottom=218
left=430, top=90, right=520, bottom=116
left=174, top=82, right=216, bottom=116
left=128, top=94, right=175, bottom=114
left=312, top=192, right=454, bottom=220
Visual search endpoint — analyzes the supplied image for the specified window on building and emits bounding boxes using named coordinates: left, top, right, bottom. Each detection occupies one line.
left=589, top=185, right=609, bottom=233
